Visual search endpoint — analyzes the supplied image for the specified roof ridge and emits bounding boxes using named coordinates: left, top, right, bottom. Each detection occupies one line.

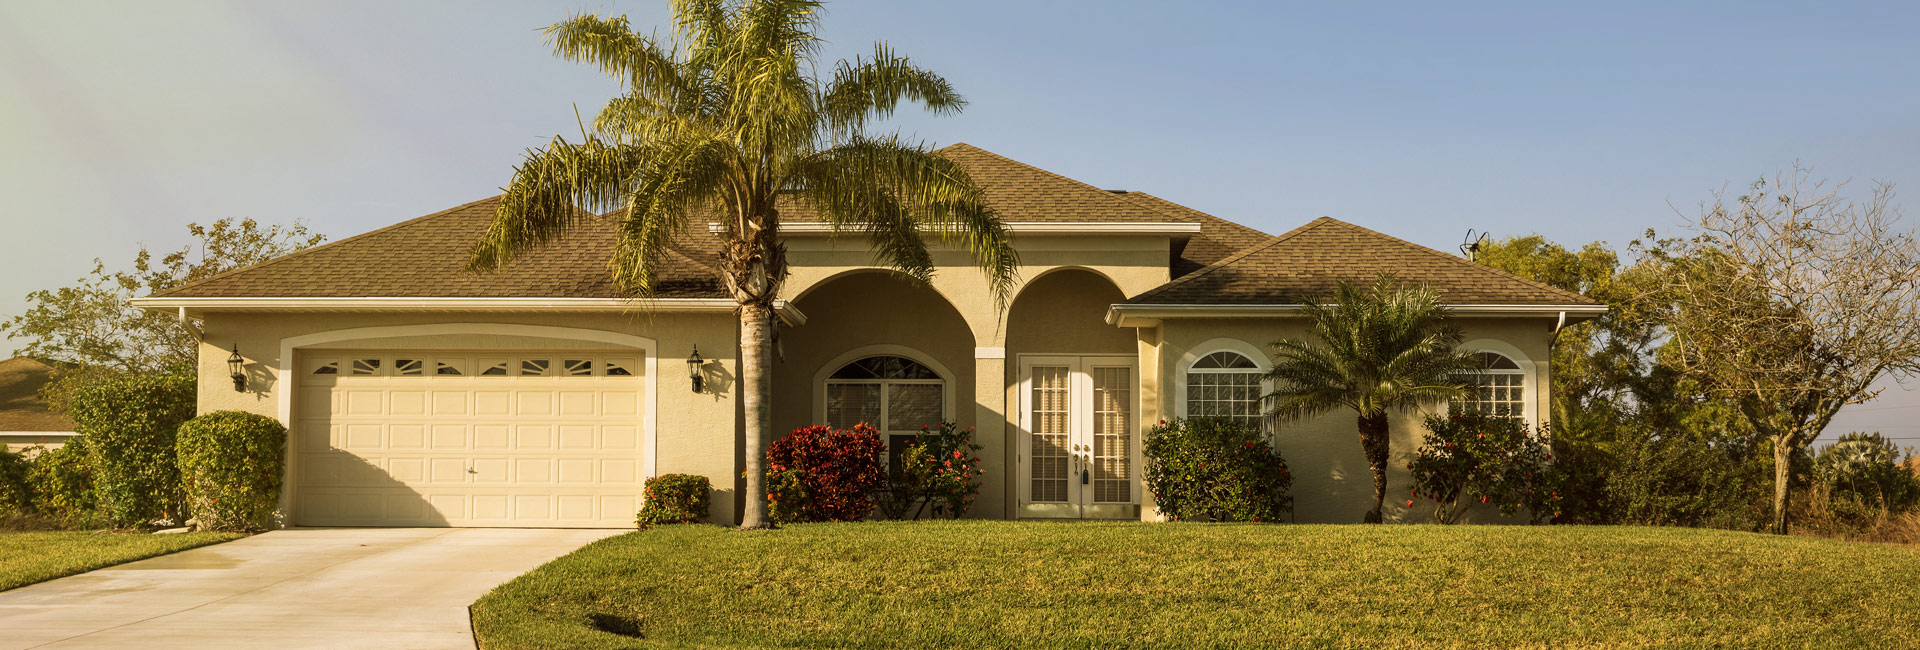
left=935, top=143, right=1163, bottom=219
left=1313, top=218, right=1596, bottom=305
left=155, top=196, right=504, bottom=298
left=1129, top=217, right=1337, bottom=301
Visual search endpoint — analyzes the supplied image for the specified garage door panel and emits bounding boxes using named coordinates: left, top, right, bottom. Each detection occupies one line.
left=295, top=350, right=647, bottom=528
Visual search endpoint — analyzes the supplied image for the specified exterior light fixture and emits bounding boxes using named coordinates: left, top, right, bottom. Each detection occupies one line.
left=687, top=345, right=705, bottom=393
left=227, top=345, right=247, bottom=392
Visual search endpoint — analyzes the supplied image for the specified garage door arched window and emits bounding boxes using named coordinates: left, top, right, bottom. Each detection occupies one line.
left=1185, top=351, right=1265, bottom=431
left=1454, top=351, right=1525, bottom=416
left=824, top=355, right=947, bottom=471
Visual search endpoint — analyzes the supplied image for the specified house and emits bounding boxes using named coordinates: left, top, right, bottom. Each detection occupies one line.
left=132, top=144, right=1603, bottom=527
left=0, top=357, right=79, bottom=453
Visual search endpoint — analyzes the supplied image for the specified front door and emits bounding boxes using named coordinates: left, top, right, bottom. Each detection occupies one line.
left=1017, top=355, right=1138, bottom=519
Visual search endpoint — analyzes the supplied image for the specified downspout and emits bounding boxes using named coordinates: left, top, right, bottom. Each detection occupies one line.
left=1544, top=310, right=1567, bottom=439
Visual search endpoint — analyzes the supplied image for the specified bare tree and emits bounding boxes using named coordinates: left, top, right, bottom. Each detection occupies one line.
left=1646, top=167, right=1920, bottom=534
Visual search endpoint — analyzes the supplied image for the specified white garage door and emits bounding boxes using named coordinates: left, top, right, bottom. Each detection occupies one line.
left=293, top=350, right=646, bottom=527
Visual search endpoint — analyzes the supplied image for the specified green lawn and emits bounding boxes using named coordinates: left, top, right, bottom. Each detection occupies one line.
left=0, top=530, right=243, bottom=592
left=472, top=521, right=1920, bottom=649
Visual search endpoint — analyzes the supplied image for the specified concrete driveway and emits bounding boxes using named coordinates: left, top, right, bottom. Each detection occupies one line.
left=0, top=527, right=623, bottom=650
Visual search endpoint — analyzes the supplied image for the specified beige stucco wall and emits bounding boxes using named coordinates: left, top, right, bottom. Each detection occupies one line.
left=196, top=310, right=741, bottom=525
left=773, top=270, right=977, bottom=446
left=778, top=237, right=1170, bottom=520
left=1147, top=316, right=1556, bottom=524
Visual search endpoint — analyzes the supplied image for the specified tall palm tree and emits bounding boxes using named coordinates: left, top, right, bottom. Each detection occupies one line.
left=1264, top=275, right=1480, bottom=523
left=467, top=0, right=1018, bottom=529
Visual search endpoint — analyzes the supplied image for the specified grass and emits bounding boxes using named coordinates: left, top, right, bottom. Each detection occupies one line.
left=0, top=530, right=243, bottom=592
left=472, top=521, right=1920, bottom=650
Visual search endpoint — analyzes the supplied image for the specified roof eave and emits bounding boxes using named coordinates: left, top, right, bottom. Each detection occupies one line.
left=130, top=296, right=807, bottom=327
left=1106, top=303, right=1608, bottom=328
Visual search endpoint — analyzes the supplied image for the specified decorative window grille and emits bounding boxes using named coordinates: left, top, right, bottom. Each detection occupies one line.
left=1453, top=351, right=1524, bottom=416
left=350, top=359, right=381, bottom=375
left=1185, top=351, right=1264, bottom=431
left=564, top=359, right=593, bottom=376
left=394, top=359, right=424, bottom=376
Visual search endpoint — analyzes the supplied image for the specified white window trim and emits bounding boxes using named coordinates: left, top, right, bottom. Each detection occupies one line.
left=811, top=344, right=956, bottom=431
left=1454, top=339, right=1540, bottom=431
left=1173, top=338, right=1273, bottom=424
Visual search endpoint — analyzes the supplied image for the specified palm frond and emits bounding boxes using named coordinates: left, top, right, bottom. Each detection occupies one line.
left=609, top=135, right=739, bottom=296
left=792, top=135, right=1018, bottom=301
left=469, top=134, right=640, bottom=271
left=822, top=42, right=965, bottom=136
left=1263, top=273, right=1479, bottom=420
left=544, top=13, right=690, bottom=104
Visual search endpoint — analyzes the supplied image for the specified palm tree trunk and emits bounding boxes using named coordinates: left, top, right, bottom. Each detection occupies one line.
left=738, top=301, right=775, bottom=530
left=1358, top=411, right=1391, bottom=524
left=1770, top=436, right=1792, bottom=535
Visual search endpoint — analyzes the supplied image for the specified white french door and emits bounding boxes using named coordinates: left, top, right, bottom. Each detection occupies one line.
left=1017, top=355, right=1138, bottom=519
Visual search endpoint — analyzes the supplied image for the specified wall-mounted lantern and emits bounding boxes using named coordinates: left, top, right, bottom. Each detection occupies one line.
left=687, top=345, right=705, bottom=393
left=227, top=345, right=247, bottom=392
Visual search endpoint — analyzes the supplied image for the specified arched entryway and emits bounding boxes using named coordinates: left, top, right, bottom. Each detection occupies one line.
left=1004, top=268, right=1137, bottom=520
left=773, top=271, right=976, bottom=459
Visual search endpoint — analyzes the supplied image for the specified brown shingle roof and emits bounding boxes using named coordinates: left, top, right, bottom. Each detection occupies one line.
left=776, top=143, right=1177, bottom=224
left=1112, top=191, right=1271, bottom=277
left=0, top=358, right=75, bottom=432
left=155, top=197, right=726, bottom=299
left=1125, top=217, right=1599, bottom=306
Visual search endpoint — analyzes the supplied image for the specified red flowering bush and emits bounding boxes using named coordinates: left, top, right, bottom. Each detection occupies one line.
left=1408, top=411, right=1561, bottom=524
left=1143, top=418, right=1293, bottom=522
left=765, top=424, right=886, bottom=523
left=879, top=421, right=984, bottom=519
left=636, top=474, right=711, bottom=528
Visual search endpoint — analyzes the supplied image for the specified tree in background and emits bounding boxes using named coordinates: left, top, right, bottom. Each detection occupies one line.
left=1476, top=235, right=1772, bottom=527
left=1, top=218, right=324, bottom=409
left=1264, top=275, right=1480, bottom=523
left=467, top=1, right=1017, bottom=529
left=1644, top=169, right=1920, bottom=534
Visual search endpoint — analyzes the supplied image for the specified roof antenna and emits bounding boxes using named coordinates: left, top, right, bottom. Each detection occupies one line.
left=1459, top=229, right=1490, bottom=262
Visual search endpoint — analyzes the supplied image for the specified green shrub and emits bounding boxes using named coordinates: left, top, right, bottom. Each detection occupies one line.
left=1608, top=426, right=1775, bottom=531
left=1143, top=418, right=1293, bottom=522
left=28, top=439, right=95, bottom=521
left=176, top=411, right=287, bottom=532
left=766, top=467, right=808, bottom=524
left=878, top=421, right=985, bottom=520
left=765, top=424, right=886, bottom=523
left=636, top=474, right=711, bottom=527
left=68, top=373, right=196, bottom=527
left=1812, top=432, right=1920, bottom=512
left=0, top=447, right=33, bottom=518
left=1408, top=412, right=1560, bottom=524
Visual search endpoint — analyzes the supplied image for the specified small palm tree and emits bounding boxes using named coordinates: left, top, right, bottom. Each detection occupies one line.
left=468, top=0, right=1017, bottom=529
left=1264, top=275, right=1480, bottom=523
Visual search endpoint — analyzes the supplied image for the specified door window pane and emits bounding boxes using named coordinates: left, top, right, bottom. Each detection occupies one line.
left=1029, top=366, right=1071, bottom=503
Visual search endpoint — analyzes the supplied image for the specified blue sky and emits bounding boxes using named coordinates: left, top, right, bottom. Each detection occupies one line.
left=2, top=1, right=1918, bottom=446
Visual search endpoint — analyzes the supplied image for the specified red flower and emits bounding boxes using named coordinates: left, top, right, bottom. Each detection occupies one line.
left=1405, top=499, right=1414, bottom=507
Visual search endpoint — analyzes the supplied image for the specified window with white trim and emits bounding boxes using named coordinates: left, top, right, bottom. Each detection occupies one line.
left=824, top=355, right=947, bottom=475
left=1185, top=351, right=1265, bottom=431
left=1454, top=351, right=1524, bottom=416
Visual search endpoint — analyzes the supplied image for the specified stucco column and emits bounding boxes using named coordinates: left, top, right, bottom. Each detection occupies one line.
left=1136, top=326, right=1162, bottom=521
left=972, top=351, right=1008, bottom=519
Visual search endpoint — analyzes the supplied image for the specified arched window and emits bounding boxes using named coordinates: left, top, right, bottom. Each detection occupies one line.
left=1185, top=351, right=1264, bottom=430
left=1454, top=351, right=1524, bottom=416
left=824, top=355, right=946, bottom=472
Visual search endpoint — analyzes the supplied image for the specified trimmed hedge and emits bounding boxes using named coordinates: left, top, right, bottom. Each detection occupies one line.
left=28, top=439, right=95, bottom=521
left=1143, top=418, right=1294, bottom=522
left=0, top=447, right=32, bottom=518
left=765, top=424, right=886, bottom=523
left=636, top=474, right=711, bottom=527
left=68, top=373, right=196, bottom=527
left=177, top=411, right=287, bottom=532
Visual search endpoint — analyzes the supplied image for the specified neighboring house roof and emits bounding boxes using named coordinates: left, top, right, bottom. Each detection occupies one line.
left=154, top=198, right=728, bottom=299
left=1124, top=217, right=1601, bottom=306
left=0, top=358, right=76, bottom=433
